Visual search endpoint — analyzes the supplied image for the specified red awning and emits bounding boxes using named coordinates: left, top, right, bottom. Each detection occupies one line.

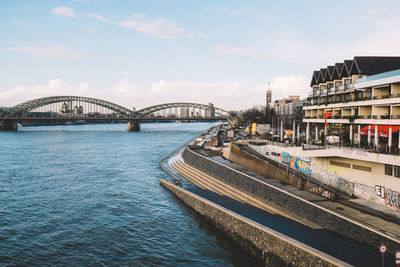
left=360, top=125, right=400, bottom=137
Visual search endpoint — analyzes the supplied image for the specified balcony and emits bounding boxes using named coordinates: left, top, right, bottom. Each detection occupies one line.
left=372, top=95, right=391, bottom=100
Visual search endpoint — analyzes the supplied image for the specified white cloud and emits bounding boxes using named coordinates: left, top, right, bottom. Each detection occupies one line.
left=118, top=15, right=182, bottom=40
left=0, top=79, right=89, bottom=106
left=8, top=45, right=94, bottom=59
left=51, top=6, right=76, bottom=19
left=86, top=13, right=108, bottom=22
left=1, top=76, right=307, bottom=110
left=109, top=79, right=266, bottom=110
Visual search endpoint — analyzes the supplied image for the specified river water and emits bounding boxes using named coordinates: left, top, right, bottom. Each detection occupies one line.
left=0, top=123, right=260, bottom=266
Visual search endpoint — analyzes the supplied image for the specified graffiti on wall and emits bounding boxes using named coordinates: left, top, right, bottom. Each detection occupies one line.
left=327, top=165, right=349, bottom=175
left=280, top=152, right=294, bottom=166
left=295, top=159, right=311, bottom=175
left=375, top=185, right=400, bottom=209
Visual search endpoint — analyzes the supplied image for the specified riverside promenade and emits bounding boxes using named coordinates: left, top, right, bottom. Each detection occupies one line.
left=160, top=125, right=399, bottom=267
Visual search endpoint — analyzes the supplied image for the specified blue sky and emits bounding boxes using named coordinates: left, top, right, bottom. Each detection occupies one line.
left=1, top=0, right=400, bottom=110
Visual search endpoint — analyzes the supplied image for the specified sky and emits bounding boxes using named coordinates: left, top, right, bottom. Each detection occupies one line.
left=1, top=0, right=400, bottom=110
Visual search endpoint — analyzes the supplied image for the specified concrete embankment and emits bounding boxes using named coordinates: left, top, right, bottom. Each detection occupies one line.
left=160, top=179, right=351, bottom=267
left=182, top=146, right=400, bottom=253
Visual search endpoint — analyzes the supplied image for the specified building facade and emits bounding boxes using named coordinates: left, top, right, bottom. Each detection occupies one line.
left=302, top=56, right=400, bottom=209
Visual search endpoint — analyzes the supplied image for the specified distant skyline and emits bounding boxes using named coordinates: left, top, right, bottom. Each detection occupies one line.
left=1, top=0, right=400, bottom=110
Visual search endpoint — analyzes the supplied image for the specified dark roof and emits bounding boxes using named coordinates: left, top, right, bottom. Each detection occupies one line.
left=340, top=60, right=353, bottom=78
left=351, top=56, right=400, bottom=75
left=310, top=70, right=320, bottom=87
left=326, top=66, right=335, bottom=82
left=311, top=56, right=400, bottom=87
left=332, top=63, right=343, bottom=80
left=318, top=68, right=327, bottom=83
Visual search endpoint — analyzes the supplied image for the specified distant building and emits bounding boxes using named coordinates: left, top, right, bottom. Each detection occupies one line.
left=266, top=83, right=272, bottom=109
left=205, top=102, right=215, bottom=118
left=73, top=105, right=83, bottom=114
left=274, top=96, right=305, bottom=128
left=179, top=107, right=189, bottom=118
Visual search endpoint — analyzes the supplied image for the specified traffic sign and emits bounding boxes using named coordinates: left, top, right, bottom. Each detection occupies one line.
left=379, top=244, right=387, bottom=254
left=395, top=250, right=400, bottom=264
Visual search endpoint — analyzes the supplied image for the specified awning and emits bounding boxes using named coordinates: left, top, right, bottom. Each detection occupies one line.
left=360, top=125, right=400, bottom=137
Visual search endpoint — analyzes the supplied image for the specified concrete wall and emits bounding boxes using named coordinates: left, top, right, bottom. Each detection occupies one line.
left=182, top=146, right=400, bottom=252
left=312, top=157, right=400, bottom=207
left=160, top=179, right=350, bottom=267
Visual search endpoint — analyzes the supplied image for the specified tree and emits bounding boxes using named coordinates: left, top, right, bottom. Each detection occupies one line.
left=240, top=105, right=275, bottom=124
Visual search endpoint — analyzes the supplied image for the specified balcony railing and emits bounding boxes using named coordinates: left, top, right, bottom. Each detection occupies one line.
left=304, top=114, right=398, bottom=120
left=372, top=95, right=391, bottom=100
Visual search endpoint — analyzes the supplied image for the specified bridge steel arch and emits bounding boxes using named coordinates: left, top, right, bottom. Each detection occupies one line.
left=1, top=96, right=134, bottom=119
left=134, top=102, right=229, bottom=117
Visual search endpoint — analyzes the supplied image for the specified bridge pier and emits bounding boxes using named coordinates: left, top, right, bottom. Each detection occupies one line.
left=127, top=120, right=140, bottom=132
left=0, top=121, right=18, bottom=131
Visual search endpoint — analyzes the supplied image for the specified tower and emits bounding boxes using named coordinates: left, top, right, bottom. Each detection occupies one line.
left=266, top=83, right=272, bottom=109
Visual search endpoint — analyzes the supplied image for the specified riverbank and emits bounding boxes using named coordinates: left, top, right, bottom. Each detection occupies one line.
left=160, top=125, right=399, bottom=266
left=160, top=179, right=350, bottom=267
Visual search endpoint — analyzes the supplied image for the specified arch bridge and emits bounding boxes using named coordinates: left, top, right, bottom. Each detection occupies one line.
left=0, top=96, right=229, bottom=131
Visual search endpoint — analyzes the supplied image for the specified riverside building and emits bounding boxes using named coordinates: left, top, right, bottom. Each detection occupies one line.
left=252, top=56, right=400, bottom=212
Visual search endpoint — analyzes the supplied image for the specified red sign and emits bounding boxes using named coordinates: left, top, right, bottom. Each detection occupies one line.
left=324, top=112, right=333, bottom=127
left=395, top=250, right=400, bottom=264
left=379, top=244, right=387, bottom=254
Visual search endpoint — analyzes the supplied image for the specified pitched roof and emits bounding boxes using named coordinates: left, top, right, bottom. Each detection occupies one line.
left=318, top=68, right=327, bottom=84
left=311, top=56, right=400, bottom=87
left=326, top=66, right=335, bottom=82
left=310, top=70, right=320, bottom=87
left=351, top=56, right=400, bottom=75
left=340, top=60, right=353, bottom=78
left=332, top=63, right=343, bottom=80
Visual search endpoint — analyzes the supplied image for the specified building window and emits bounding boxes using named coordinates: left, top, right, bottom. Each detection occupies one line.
left=394, top=166, right=400, bottom=178
left=385, top=164, right=393, bottom=176
left=353, top=164, right=371, bottom=172
left=330, top=160, right=351, bottom=168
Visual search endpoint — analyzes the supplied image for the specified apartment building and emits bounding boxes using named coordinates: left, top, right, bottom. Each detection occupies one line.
left=304, top=57, right=400, bottom=148
left=252, top=57, right=400, bottom=210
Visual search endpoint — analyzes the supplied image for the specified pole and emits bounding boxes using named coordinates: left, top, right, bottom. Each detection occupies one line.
left=293, top=121, right=295, bottom=143
left=358, top=125, right=361, bottom=147
left=315, top=125, right=318, bottom=143
left=368, top=125, right=371, bottom=147
left=306, top=122, right=310, bottom=143
left=398, top=128, right=400, bottom=154
left=297, top=124, right=300, bottom=143
left=350, top=124, right=353, bottom=145
left=375, top=124, right=378, bottom=150
left=389, top=127, right=392, bottom=152
left=280, top=120, right=283, bottom=142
